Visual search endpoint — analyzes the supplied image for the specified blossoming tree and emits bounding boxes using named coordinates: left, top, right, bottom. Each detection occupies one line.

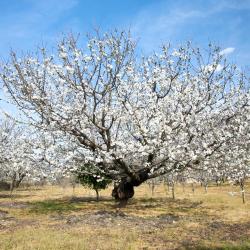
left=0, top=116, right=49, bottom=191
left=1, top=31, right=249, bottom=201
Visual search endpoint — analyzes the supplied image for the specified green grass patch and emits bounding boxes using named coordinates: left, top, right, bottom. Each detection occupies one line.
left=29, top=200, right=79, bottom=214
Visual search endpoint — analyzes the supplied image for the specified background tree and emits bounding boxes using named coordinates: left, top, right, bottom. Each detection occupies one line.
left=0, top=115, right=50, bottom=192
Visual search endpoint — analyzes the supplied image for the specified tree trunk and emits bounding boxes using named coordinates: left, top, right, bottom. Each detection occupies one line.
left=172, top=182, right=175, bottom=200
left=240, top=181, right=245, bottom=204
left=167, top=180, right=170, bottom=192
left=204, top=183, right=208, bottom=193
left=94, top=189, right=99, bottom=201
left=112, top=169, right=149, bottom=205
left=182, top=182, right=185, bottom=193
left=10, top=181, right=15, bottom=194
left=192, top=183, right=195, bottom=194
left=112, top=179, right=135, bottom=201
left=15, top=173, right=26, bottom=189
left=10, top=173, right=17, bottom=194
left=163, top=179, right=169, bottom=194
left=150, top=182, right=155, bottom=197
left=216, top=179, right=219, bottom=186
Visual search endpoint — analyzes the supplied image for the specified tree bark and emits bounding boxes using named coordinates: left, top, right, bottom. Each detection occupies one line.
left=15, top=173, right=26, bottom=189
left=95, top=189, right=99, bottom=202
left=112, top=169, right=149, bottom=204
left=112, top=179, right=135, bottom=201
left=182, top=182, right=185, bottom=193
left=192, top=183, right=195, bottom=194
left=172, top=182, right=175, bottom=200
left=10, top=173, right=17, bottom=194
left=10, top=173, right=26, bottom=193
left=240, top=181, right=245, bottom=204
left=149, top=182, right=155, bottom=197
left=204, top=183, right=208, bottom=193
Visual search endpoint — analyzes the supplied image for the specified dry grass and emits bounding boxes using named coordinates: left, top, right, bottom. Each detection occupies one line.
left=0, top=182, right=249, bottom=249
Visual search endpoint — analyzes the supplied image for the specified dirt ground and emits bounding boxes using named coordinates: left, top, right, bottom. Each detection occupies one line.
left=0, top=183, right=249, bottom=250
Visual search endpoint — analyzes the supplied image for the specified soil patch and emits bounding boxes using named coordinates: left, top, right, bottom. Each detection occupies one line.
left=0, top=201, right=29, bottom=209
left=51, top=210, right=181, bottom=230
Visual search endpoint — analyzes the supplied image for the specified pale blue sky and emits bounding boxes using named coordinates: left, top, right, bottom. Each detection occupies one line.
left=0, top=0, right=249, bottom=65
left=0, top=0, right=250, bottom=113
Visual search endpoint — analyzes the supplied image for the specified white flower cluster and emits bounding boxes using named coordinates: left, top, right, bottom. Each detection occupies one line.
left=0, top=31, right=249, bottom=186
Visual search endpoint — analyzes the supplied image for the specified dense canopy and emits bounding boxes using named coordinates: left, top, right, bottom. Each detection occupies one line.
left=0, top=31, right=249, bottom=200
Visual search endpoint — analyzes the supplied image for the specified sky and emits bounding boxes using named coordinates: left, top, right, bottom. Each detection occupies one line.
left=0, top=0, right=250, bottom=62
left=0, top=0, right=250, bottom=112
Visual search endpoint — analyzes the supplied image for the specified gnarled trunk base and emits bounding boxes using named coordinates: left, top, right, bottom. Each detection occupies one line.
left=112, top=181, right=135, bottom=201
left=112, top=169, right=150, bottom=205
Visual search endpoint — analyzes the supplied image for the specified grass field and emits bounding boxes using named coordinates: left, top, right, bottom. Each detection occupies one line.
left=0, top=182, right=249, bottom=250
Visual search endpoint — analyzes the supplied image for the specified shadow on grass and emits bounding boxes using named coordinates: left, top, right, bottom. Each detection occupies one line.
left=69, top=196, right=113, bottom=203
left=130, top=197, right=203, bottom=212
left=0, top=194, right=31, bottom=199
left=27, top=195, right=206, bottom=216
left=29, top=196, right=115, bottom=214
left=29, top=200, right=79, bottom=214
left=29, top=196, right=199, bottom=214
left=16, top=187, right=44, bottom=191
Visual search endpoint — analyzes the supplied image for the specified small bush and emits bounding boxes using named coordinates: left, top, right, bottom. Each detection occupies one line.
left=76, top=164, right=112, bottom=201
